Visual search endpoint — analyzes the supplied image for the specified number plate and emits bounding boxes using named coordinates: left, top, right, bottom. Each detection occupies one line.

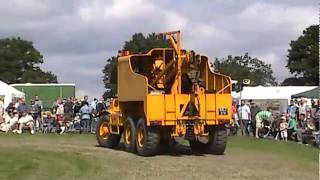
left=218, top=108, right=228, bottom=115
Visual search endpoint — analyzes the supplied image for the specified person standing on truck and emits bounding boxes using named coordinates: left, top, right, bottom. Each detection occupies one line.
left=238, top=101, right=251, bottom=136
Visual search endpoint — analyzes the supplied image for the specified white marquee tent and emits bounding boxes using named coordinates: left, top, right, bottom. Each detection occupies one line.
left=232, top=86, right=317, bottom=113
left=232, top=86, right=317, bottom=101
left=0, top=80, right=25, bottom=108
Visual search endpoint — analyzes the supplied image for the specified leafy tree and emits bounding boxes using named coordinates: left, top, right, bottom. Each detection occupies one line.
left=123, top=33, right=169, bottom=53
left=212, top=53, right=276, bottom=86
left=281, top=77, right=305, bottom=86
left=284, top=25, right=319, bottom=85
left=102, top=33, right=169, bottom=98
left=0, top=37, right=57, bottom=84
left=102, top=56, right=117, bottom=99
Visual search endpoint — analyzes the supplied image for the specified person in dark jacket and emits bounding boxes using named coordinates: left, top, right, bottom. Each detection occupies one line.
left=30, top=100, right=40, bottom=130
left=5, top=100, right=16, bottom=114
left=250, top=102, right=261, bottom=136
left=64, top=98, right=74, bottom=123
left=73, top=99, right=82, bottom=117
left=17, top=98, right=29, bottom=118
left=34, top=95, right=43, bottom=117
left=96, top=97, right=107, bottom=115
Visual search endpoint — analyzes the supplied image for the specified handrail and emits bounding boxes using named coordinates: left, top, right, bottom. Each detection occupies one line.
left=216, top=83, right=232, bottom=94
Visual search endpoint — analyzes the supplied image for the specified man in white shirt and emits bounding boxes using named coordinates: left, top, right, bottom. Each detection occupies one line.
left=238, top=101, right=251, bottom=136
left=14, top=112, right=35, bottom=134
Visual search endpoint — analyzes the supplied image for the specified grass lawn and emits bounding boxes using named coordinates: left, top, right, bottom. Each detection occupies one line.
left=0, top=134, right=318, bottom=180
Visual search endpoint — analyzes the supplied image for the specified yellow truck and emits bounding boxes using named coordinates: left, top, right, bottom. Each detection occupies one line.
left=96, top=31, right=232, bottom=156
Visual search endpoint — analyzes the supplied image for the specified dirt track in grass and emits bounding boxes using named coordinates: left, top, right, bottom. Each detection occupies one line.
left=0, top=134, right=318, bottom=180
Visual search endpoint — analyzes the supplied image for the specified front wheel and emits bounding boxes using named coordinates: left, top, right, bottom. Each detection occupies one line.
left=208, top=126, right=227, bottom=155
left=96, top=115, right=121, bottom=148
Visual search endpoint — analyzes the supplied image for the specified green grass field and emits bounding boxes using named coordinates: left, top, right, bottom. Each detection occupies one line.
left=0, top=134, right=318, bottom=180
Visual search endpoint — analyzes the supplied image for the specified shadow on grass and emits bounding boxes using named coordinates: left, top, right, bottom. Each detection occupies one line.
left=95, top=142, right=208, bottom=157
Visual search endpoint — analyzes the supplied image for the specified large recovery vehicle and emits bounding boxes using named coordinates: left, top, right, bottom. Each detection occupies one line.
left=96, top=31, right=232, bottom=156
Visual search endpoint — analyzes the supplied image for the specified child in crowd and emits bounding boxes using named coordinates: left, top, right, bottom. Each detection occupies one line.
left=279, top=115, right=288, bottom=141
left=43, top=111, right=55, bottom=133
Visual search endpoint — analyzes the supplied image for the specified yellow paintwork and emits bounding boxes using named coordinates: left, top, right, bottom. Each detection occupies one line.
left=108, top=31, right=232, bottom=138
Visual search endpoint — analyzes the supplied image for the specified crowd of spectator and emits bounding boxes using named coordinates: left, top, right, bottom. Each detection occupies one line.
left=1, top=94, right=319, bottom=147
left=231, top=98, right=320, bottom=146
left=0, top=95, right=108, bottom=135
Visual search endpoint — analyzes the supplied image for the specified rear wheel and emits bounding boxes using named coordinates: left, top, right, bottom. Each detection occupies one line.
left=136, top=118, right=160, bottom=156
left=96, top=115, right=121, bottom=148
left=123, top=117, right=136, bottom=153
left=208, top=126, right=227, bottom=155
left=189, top=126, right=227, bottom=155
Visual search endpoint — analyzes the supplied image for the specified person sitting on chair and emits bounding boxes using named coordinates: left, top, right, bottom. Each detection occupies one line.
left=0, top=110, right=18, bottom=132
left=43, top=111, right=55, bottom=133
left=279, top=115, right=288, bottom=141
left=13, top=112, right=34, bottom=134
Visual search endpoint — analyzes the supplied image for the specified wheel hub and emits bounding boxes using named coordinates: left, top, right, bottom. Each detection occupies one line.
left=99, top=122, right=110, bottom=138
left=124, top=125, right=131, bottom=144
left=137, top=126, right=144, bottom=148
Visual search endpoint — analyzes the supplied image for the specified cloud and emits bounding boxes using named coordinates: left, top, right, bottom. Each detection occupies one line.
left=0, top=0, right=317, bottom=98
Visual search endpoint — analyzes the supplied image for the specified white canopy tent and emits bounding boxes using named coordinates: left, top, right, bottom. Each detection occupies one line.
left=232, top=86, right=317, bottom=101
left=0, top=81, right=25, bottom=108
left=232, top=86, right=317, bottom=113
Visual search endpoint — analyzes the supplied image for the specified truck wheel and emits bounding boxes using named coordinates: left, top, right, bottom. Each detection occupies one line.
left=96, top=115, right=120, bottom=148
left=123, top=117, right=136, bottom=153
left=208, top=126, right=227, bottom=155
left=136, top=118, right=160, bottom=156
left=189, top=140, right=208, bottom=154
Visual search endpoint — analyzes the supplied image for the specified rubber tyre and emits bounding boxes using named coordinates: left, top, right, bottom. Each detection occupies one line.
left=123, top=117, right=136, bottom=153
left=189, top=140, right=209, bottom=154
left=208, top=126, right=227, bottom=155
left=136, top=118, right=160, bottom=156
left=96, top=115, right=121, bottom=148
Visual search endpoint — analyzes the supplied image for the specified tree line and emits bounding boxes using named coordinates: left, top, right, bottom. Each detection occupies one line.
left=0, top=37, right=57, bottom=84
left=0, top=25, right=318, bottom=96
left=102, top=25, right=319, bottom=97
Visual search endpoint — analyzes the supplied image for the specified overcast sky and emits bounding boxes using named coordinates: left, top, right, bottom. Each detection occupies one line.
left=0, top=0, right=317, bottom=99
